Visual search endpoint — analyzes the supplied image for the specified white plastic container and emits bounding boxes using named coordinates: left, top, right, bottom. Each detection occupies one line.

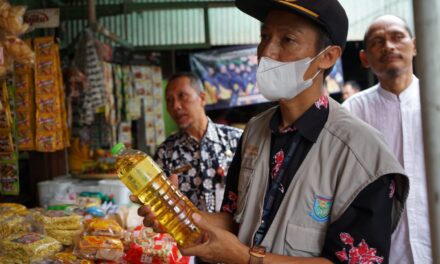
left=98, top=179, right=131, bottom=205
left=37, top=176, right=80, bottom=207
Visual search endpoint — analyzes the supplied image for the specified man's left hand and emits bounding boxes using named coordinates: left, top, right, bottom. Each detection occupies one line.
left=180, top=213, right=249, bottom=264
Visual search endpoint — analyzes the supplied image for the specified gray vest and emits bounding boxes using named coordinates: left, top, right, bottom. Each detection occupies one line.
left=235, top=98, right=409, bottom=257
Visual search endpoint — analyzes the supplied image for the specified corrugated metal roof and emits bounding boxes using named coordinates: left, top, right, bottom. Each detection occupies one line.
left=60, top=0, right=414, bottom=48
left=127, top=9, right=205, bottom=46
left=341, top=0, right=414, bottom=41
left=209, top=7, right=259, bottom=45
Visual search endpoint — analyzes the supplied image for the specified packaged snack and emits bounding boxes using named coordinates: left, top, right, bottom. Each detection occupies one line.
left=46, top=228, right=82, bottom=246
left=0, top=232, right=62, bottom=263
left=38, top=251, right=94, bottom=264
left=36, top=95, right=60, bottom=113
left=35, top=76, right=58, bottom=95
left=124, top=226, right=190, bottom=264
left=0, top=202, right=27, bottom=216
left=36, top=112, right=61, bottom=132
left=36, top=58, right=56, bottom=76
left=0, top=214, right=31, bottom=239
left=0, top=133, right=13, bottom=153
left=0, top=4, right=29, bottom=35
left=84, top=218, right=123, bottom=238
left=32, top=210, right=83, bottom=230
left=35, top=134, right=56, bottom=152
left=2, top=36, right=34, bottom=65
left=75, top=236, right=124, bottom=262
left=34, top=36, right=55, bottom=57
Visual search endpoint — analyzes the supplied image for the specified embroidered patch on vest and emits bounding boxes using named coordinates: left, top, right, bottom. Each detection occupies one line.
left=308, top=195, right=333, bottom=222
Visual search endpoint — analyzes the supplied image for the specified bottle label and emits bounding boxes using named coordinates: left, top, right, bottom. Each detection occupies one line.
left=124, top=157, right=162, bottom=193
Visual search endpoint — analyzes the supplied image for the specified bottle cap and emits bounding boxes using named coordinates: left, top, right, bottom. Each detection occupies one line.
left=111, top=143, right=125, bottom=156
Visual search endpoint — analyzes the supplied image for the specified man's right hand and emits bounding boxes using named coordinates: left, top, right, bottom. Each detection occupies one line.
left=129, top=174, right=179, bottom=233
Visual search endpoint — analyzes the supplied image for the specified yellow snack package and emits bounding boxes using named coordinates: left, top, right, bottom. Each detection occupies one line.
left=34, top=36, right=55, bottom=57
left=35, top=134, right=56, bottom=152
left=0, top=202, right=27, bottom=215
left=17, top=127, right=34, bottom=151
left=0, top=132, right=14, bottom=153
left=35, top=76, right=58, bottom=95
left=0, top=232, right=62, bottom=263
left=50, top=251, right=94, bottom=264
left=84, top=218, right=123, bottom=238
left=36, top=94, right=61, bottom=113
left=75, top=236, right=124, bottom=261
left=35, top=57, right=56, bottom=76
left=36, top=112, right=62, bottom=133
left=0, top=214, right=31, bottom=240
left=32, top=210, right=83, bottom=230
left=46, top=228, right=83, bottom=246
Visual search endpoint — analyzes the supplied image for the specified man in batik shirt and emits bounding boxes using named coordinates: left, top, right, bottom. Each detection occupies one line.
left=154, top=72, right=242, bottom=213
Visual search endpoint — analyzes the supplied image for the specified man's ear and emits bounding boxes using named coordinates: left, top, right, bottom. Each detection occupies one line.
left=318, top=45, right=342, bottom=70
left=412, top=37, right=417, bottom=56
left=359, top=50, right=370, bottom=68
left=199, top=91, right=207, bottom=106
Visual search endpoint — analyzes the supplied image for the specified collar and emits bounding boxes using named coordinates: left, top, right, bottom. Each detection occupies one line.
left=269, top=95, right=329, bottom=142
left=203, top=118, right=222, bottom=144
left=378, top=75, right=419, bottom=103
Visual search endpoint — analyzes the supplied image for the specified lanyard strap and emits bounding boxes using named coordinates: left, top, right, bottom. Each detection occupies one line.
left=262, top=131, right=302, bottom=212
left=254, top=131, right=302, bottom=245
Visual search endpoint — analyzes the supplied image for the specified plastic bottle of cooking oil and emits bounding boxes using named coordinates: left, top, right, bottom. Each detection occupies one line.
left=111, top=143, right=202, bottom=247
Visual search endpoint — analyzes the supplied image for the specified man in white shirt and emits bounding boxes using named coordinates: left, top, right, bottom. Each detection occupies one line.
left=343, top=15, right=431, bottom=264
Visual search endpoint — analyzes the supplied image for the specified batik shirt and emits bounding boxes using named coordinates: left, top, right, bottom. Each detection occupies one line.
left=222, top=96, right=396, bottom=263
left=154, top=119, right=242, bottom=213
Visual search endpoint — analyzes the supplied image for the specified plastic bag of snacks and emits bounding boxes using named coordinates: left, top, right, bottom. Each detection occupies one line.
left=0, top=2, right=29, bottom=36
left=0, top=202, right=27, bottom=215
left=31, top=209, right=83, bottom=246
left=32, top=210, right=83, bottom=230
left=74, top=235, right=124, bottom=262
left=83, top=218, right=123, bottom=238
left=0, top=213, right=32, bottom=239
left=32, top=251, right=94, bottom=264
left=0, top=232, right=62, bottom=263
left=123, top=226, right=190, bottom=264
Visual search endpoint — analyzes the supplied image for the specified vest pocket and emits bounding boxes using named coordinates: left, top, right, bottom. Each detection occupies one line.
left=284, top=224, right=325, bottom=257
left=235, top=167, right=254, bottom=222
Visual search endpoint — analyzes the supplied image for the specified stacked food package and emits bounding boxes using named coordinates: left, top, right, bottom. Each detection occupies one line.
left=14, top=39, right=34, bottom=150
left=33, top=36, right=69, bottom=152
left=0, top=0, right=34, bottom=195
left=0, top=80, right=19, bottom=195
left=75, top=218, right=124, bottom=262
left=33, top=210, right=84, bottom=247
left=0, top=202, right=191, bottom=263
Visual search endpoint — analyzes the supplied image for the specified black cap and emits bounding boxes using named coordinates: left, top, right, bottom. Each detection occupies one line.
left=235, top=0, right=348, bottom=51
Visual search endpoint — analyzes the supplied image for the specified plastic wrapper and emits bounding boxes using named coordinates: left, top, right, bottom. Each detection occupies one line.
left=0, top=232, right=62, bottom=263
left=32, top=210, right=83, bottom=230
left=74, top=236, right=124, bottom=262
left=0, top=202, right=26, bottom=215
left=2, top=36, right=34, bottom=65
left=0, top=214, right=31, bottom=239
left=0, top=3, right=29, bottom=36
left=123, top=226, right=190, bottom=264
left=35, top=252, right=94, bottom=264
left=84, top=218, right=123, bottom=238
left=46, top=228, right=83, bottom=247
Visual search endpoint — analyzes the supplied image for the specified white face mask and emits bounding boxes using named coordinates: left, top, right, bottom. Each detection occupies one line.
left=256, top=48, right=328, bottom=101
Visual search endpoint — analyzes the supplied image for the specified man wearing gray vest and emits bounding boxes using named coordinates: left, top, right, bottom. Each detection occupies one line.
left=134, top=1, right=409, bottom=263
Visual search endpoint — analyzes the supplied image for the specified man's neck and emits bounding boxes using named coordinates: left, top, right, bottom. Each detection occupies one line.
left=278, top=83, right=322, bottom=129
left=379, top=72, right=413, bottom=95
left=185, top=115, right=208, bottom=143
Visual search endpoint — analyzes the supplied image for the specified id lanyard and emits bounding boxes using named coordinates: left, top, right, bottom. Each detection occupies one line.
left=254, top=131, right=302, bottom=245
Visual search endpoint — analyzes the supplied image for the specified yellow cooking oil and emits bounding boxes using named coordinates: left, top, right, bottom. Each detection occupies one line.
left=111, top=143, right=203, bottom=247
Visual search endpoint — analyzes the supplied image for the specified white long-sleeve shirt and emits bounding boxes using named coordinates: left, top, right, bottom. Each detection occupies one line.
left=343, top=76, right=431, bottom=264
